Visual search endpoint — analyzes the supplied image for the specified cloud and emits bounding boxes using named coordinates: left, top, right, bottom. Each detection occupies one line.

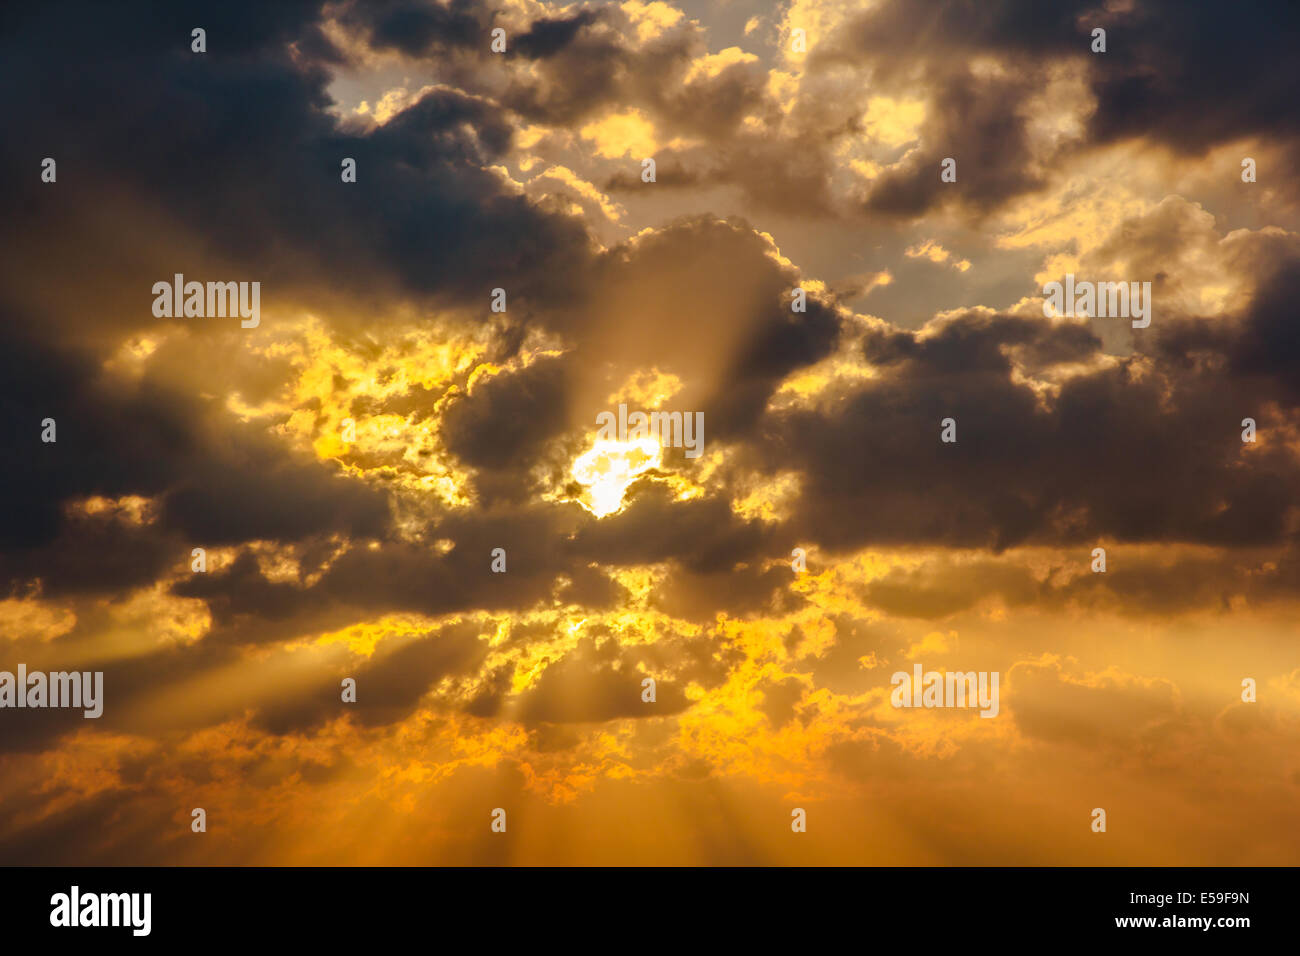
left=2, top=0, right=1298, bottom=866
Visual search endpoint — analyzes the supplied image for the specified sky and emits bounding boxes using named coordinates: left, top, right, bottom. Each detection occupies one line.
left=1, top=0, right=1298, bottom=865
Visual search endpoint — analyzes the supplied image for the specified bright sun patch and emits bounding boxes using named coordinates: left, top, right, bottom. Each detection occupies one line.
left=571, top=437, right=662, bottom=517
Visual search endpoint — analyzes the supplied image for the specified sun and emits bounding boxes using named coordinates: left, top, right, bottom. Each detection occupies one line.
left=571, top=437, right=662, bottom=517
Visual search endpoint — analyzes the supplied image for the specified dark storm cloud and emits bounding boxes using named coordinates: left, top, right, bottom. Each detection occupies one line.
left=171, top=551, right=316, bottom=629
left=160, top=437, right=390, bottom=545
left=660, top=54, right=770, bottom=139
left=0, top=512, right=178, bottom=599
left=254, top=620, right=489, bottom=733
left=860, top=67, right=1049, bottom=218
left=513, top=11, right=602, bottom=60
left=1224, top=258, right=1300, bottom=405
left=315, top=508, right=576, bottom=615
left=0, top=0, right=597, bottom=339
left=557, top=561, right=623, bottom=609
left=441, top=354, right=571, bottom=472
left=500, top=6, right=696, bottom=125
left=334, top=0, right=487, bottom=58
left=1081, top=0, right=1300, bottom=155
left=571, top=484, right=769, bottom=574
left=284, top=487, right=773, bottom=623
left=155, top=478, right=782, bottom=640
left=339, top=0, right=759, bottom=146
left=707, top=287, right=842, bottom=441
left=829, top=0, right=1300, bottom=217
left=832, top=0, right=1090, bottom=60
left=650, top=563, right=805, bottom=622
left=0, top=323, right=184, bottom=552
left=755, top=250, right=1300, bottom=552
left=856, top=548, right=1300, bottom=620
left=0, top=318, right=389, bottom=597
left=861, top=311, right=1101, bottom=371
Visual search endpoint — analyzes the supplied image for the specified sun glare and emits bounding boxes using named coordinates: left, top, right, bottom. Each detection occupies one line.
left=571, top=437, right=662, bottom=517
